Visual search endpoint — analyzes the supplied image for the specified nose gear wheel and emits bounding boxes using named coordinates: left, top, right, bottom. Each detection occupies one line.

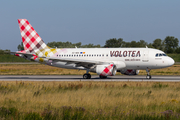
left=146, top=69, right=152, bottom=79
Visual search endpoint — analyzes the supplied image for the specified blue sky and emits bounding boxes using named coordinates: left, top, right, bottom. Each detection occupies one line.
left=0, top=0, right=180, bottom=51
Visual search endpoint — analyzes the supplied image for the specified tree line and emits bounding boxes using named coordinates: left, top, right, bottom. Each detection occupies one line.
left=46, top=36, right=180, bottom=53
left=104, top=36, right=180, bottom=53
left=0, top=49, right=10, bottom=54
left=1, top=36, right=179, bottom=54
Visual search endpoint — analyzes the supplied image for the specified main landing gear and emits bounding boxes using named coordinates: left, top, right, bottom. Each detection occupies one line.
left=83, top=73, right=91, bottom=79
left=146, top=69, right=151, bottom=79
left=83, top=70, right=91, bottom=79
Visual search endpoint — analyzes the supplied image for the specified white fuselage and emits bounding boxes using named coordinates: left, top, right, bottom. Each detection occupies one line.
left=37, top=48, right=174, bottom=70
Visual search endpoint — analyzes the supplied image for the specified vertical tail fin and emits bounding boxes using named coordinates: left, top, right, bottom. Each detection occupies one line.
left=18, top=19, right=49, bottom=53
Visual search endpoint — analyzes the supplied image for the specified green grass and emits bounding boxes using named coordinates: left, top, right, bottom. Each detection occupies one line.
left=0, top=106, right=179, bottom=120
left=0, top=64, right=180, bottom=75
left=1, top=81, right=180, bottom=119
left=0, top=54, right=29, bottom=62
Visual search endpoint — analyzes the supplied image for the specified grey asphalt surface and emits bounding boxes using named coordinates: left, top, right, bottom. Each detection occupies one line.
left=0, top=75, right=179, bottom=82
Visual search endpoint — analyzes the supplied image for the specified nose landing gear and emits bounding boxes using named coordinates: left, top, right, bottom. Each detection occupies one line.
left=146, top=69, right=151, bottom=79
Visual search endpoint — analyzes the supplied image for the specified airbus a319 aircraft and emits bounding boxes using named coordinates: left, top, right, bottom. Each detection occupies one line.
left=13, top=19, right=175, bottom=79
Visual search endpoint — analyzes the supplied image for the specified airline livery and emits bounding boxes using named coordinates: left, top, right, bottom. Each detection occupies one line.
left=14, top=19, right=175, bottom=79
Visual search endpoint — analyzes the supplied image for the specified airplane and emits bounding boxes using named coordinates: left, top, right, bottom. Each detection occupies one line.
left=13, top=19, right=175, bottom=79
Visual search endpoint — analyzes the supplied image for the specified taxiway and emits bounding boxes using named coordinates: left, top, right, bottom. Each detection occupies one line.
left=0, top=75, right=179, bottom=82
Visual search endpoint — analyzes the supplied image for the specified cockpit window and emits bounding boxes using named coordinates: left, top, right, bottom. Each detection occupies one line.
left=155, top=53, right=167, bottom=57
left=163, top=54, right=167, bottom=56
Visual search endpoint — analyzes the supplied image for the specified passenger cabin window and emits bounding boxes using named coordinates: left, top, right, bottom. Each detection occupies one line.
left=54, top=54, right=114, bottom=58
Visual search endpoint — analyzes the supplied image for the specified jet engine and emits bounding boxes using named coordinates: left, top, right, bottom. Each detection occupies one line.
left=118, top=69, right=139, bottom=75
left=91, top=64, right=117, bottom=76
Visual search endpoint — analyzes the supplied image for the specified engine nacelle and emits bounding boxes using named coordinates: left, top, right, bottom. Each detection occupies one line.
left=91, top=64, right=117, bottom=76
left=118, top=69, right=139, bottom=75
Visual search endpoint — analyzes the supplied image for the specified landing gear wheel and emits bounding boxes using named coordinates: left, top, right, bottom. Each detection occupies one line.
left=99, top=75, right=107, bottom=79
left=83, top=74, right=91, bottom=79
left=146, top=69, right=152, bottom=79
left=146, top=75, right=152, bottom=79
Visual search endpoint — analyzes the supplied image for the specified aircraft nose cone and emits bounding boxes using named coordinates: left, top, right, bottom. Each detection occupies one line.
left=168, top=57, right=175, bottom=66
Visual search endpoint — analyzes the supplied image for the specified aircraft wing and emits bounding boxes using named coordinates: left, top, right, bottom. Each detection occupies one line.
left=9, top=51, right=113, bottom=69
left=47, top=57, right=111, bottom=69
